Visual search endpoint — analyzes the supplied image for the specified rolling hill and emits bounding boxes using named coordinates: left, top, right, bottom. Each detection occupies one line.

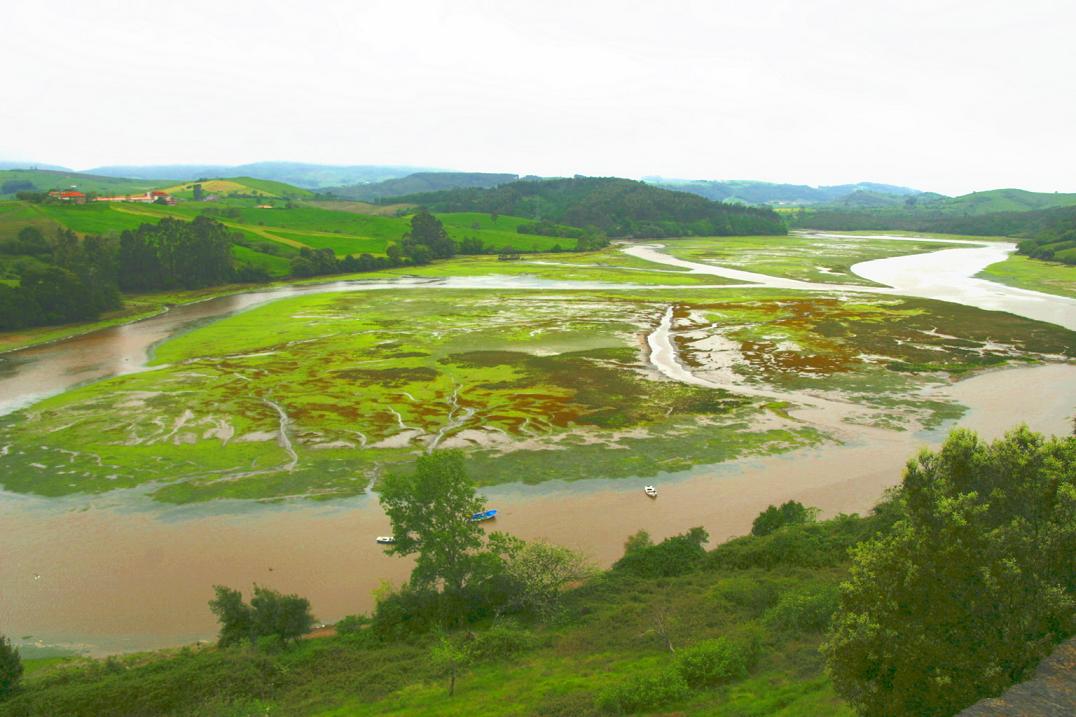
left=325, top=172, right=521, bottom=201
left=644, top=178, right=922, bottom=206
left=397, top=176, right=787, bottom=237
left=159, top=177, right=314, bottom=200
left=84, top=162, right=443, bottom=189
left=0, top=169, right=174, bottom=198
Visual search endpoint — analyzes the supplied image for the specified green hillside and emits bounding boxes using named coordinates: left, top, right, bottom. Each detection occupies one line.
left=159, top=177, right=314, bottom=200
left=0, top=169, right=171, bottom=198
left=399, top=176, right=787, bottom=237
left=326, top=172, right=519, bottom=201
left=921, top=188, right=1076, bottom=215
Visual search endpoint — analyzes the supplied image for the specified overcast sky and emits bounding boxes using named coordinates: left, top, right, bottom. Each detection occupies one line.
left=3, top=0, right=1073, bottom=194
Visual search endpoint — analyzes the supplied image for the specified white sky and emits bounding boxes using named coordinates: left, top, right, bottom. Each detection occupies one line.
left=3, top=0, right=1074, bottom=195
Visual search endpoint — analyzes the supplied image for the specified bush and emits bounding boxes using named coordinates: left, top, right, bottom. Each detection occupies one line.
left=334, top=614, right=370, bottom=635
left=613, top=527, right=708, bottom=578
left=707, top=514, right=870, bottom=570
left=709, top=575, right=781, bottom=614
left=596, top=670, right=689, bottom=714
left=751, top=500, right=816, bottom=536
left=466, top=623, right=538, bottom=662
left=675, top=637, right=757, bottom=688
left=764, top=585, right=838, bottom=633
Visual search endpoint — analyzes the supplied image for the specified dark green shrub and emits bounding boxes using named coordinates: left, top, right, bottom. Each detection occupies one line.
left=466, top=623, right=538, bottom=662
left=708, top=514, right=870, bottom=570
left=675, top=637, right=756, bottom=688
left=0, top=634, right=21, bottom=700
left=613, top=527, right=708, bottom=577
left=765, top=585, right=838, bottom=633
left=751, top=500, right=815, bottom=536
left=708, top=575, right=781, bottom=614
left=334, top=614, right=370, bottom=635
left=595, top=670, right=689, bottom=714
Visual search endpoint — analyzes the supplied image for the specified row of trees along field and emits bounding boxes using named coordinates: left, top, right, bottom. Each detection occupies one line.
left=791, top=202, right=1076, bottom=255
left=0, top=218, right=261, bottom=331
left=3, top=427, right=1068, bottom=715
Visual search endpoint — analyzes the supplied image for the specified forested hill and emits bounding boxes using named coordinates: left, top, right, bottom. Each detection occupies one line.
left=398, top=177, right=787, bottom=237
left=325, top=172, right=519, bottom=201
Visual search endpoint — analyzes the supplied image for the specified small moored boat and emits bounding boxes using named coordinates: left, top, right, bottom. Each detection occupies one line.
left=375, top=536, right=396, bottom=544
left=469, top=509, right=498, bottom=522
left=644, top=485, right=658, bottom=498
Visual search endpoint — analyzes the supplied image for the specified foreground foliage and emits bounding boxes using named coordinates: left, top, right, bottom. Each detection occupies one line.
left=824, top=427, right=1076, bottom=716
left=3, top=427, right=1071, bottom=716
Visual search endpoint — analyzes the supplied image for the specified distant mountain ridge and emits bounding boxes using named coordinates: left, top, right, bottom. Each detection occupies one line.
left=82, top=162, right=445, bottom=189
left=643, top=178, right=922, bottom=206
left=325, top=172, right=522, bottom=201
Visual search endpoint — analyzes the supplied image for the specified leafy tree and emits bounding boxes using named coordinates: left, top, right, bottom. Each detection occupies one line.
left=751, top=500, right=817, bottom=536
left=622, top=529, right=653, bottom=556
left=208, top=585, right=255, bottom=647
left=823, top=427, right=1075, bottom=717
left=379, top=451, right=487, bottom=597
left=249, top=585, right=316, bottom=646
left=402, top=210, right=455, bottom=260
left=209, top=584, right=315, bottom=647
left=0, top=633, right=22, bottom=700
left=489, top=534, right=594, bottom=618
left=613, top=526, right=709, bottom=577
left=430, top=632, right=471, bottom=697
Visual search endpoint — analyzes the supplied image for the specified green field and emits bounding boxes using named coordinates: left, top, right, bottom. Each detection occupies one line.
left=976, top=253, right=1076, bottom=299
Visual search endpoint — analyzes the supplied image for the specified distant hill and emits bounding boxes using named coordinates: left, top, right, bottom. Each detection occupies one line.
left=399, top=176, right=786, bottom=237
left=0, top=161, right=71, bottom=172
left=793, top=191, right=1076, bottom=237
left=85, top=162, right=443, bottom=189
left=911, top=188, right=1076, bottom=215
left=643, top=178, right=922, bottom=206
left=326, top=172, right=521, bottom=201
left=159, top=177, right=313, bottom=200
left=0, top=169, right=173, bottom=198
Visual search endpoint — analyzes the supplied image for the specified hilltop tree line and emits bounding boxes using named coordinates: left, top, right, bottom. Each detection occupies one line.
left=0, top=218, right=267, bottom=331
left=792, top=202, right=1076, bottom=249
left=397, top=176, right=787, bottom=238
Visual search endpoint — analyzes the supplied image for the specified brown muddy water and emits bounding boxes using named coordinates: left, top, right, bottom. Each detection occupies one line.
left=1, top=362, right=1073, bottom=656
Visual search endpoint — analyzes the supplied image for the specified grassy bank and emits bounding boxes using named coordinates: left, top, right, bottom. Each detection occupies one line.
left=976, top=254, right=1076, bottom=299
left=1, top=513, right=872, bottom=717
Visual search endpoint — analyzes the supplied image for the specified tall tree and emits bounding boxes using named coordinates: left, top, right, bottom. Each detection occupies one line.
left=823, top=427, right=1075, bottom=717
left=378, top=451, right=486, bottom=595
left=0, top=633, right=22, bottom=700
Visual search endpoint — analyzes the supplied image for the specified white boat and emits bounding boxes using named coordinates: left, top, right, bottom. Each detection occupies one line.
left=644, top=485, right=658, bottom=498
left=375, top=536, right=396, bottom=544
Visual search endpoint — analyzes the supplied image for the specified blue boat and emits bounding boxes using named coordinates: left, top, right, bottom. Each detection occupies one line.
left=469, top=509, right=498, bottom=522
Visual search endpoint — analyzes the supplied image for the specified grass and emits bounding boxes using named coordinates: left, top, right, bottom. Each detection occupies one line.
left=976, top=254, right=1076, bottom=299
left=658, top=234, right=954, bottom=285
left=2, top=286, right=1069, bottom=503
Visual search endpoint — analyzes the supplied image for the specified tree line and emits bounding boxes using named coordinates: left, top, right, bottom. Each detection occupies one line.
left=0, top=218, right=267, bottom=331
